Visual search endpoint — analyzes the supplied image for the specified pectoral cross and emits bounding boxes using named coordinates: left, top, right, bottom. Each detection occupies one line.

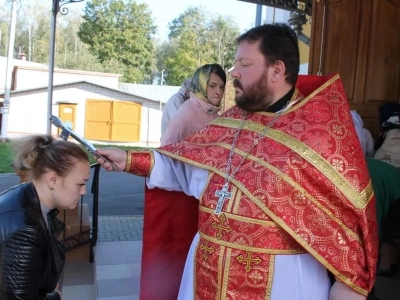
left=215, top=183, right=232, bottom=215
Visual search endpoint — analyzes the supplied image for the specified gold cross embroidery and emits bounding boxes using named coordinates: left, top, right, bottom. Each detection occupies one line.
left=211, top=214, right=232, bottom=240
left=236, top=251, right=262, bottom=272
left=199, top=241, right=214, bottom=260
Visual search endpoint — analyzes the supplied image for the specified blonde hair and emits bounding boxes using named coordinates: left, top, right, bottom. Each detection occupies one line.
left=12, top=134, right=89, bottom=179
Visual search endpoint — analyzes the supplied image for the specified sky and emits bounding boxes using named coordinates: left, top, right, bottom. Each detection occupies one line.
left=1, top=0, right=289, bottom=42
left=61, top=0, right=259, bottom=41
left=135, top=0, right=258, bottom=41
left=73, top=0, right=290, bottom=41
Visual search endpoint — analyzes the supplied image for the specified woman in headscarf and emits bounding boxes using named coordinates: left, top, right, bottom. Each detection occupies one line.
left=160, top=78, right=193, bottom=138
left=160, top=63, right=226, bottom=146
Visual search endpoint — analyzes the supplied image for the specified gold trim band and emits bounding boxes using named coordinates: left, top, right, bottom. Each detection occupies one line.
left=199, top=232, right=305, bottom=255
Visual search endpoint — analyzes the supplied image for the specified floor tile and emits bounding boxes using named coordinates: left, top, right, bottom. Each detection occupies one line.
left=119, top=241, right=142, bottom=252
left=63, top=284, right=96, bottom=300
left=96, top=264, right=133, bottom=280
left=96, top=249, right=142, bottom=265
left=63, top=262, right=95, bottom=286
left=95, top=241, right=122, bottom=254
left=128, top=262, right=141, bottom=277
left=97, top=277, right=140, bottom=298
left=98, top=296, right=139, bottom=300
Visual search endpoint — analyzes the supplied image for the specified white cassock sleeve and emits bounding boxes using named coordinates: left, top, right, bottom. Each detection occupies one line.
left=146, top=151, right=207, bottom=200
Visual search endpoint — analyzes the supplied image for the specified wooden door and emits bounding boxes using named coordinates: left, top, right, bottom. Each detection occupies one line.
left=85, top=100, right=112, bottom=141
left=85, top=99, right=141, bottom=142
left=111, top=101, right=141, bottom=142
left=58, top=104, right=77, bottom=136
left=309, top=0, right=400, bottom=138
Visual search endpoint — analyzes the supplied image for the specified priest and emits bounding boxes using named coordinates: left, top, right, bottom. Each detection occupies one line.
left=98, top=24, right=378, bottom=300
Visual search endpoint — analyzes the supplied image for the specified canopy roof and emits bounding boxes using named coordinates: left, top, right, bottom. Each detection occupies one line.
left=238, top=0, right=313, bottom=16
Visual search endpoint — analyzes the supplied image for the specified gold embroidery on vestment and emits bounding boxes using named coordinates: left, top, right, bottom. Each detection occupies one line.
left=203, top=118, right=373, bottom=211
left=124, top=150, right=132, bottom=172
left=266, top=129, right=373, bottom=209
left=199, top=232, right=305, bottom=254
left=221, top=247, right=231, bottom=299
left=200, top=240, right=215, bottom=261
left=212, top=214, right=232, bottom=240
left=189, top=142, right=362, bottom=243
left=216, top=246, right=225, bottom=299
left=200, top=206, right=278, bottom=227
left=237, top=251, right=262, bottom=272
left=226, top=185, right=238, bottom=213
left=266, top=255, right=275, bottom=300
left=193, top=237, right=200, bottom=298
left=288, top=74, right=340, bottom=111
left=232, top=188, right=242, bottom=214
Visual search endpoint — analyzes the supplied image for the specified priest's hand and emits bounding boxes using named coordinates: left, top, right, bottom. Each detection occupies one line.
left=329, top=282, right=366, bottom=300
left=96, top=147, right=127, bottom=172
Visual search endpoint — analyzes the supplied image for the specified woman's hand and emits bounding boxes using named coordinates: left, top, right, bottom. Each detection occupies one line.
left=329, top=282, right=366, bottom=300
left=96, top=147, right=128, bottom=172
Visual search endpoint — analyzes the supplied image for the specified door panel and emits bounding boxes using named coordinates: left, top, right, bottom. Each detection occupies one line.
left=309, top=0, right=363, bottom=101
left=363, top=0, right=400, bottom=104
left=85, top=100, right=141, bottom=142
left=58, top=104, right=76, bottom=137
left=111, top=101, right=141, bottom=142
left=85, top=100, right=112, bottom=141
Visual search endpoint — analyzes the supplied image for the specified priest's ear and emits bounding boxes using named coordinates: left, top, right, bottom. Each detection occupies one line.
left=269, top=60, right=286, bottom=83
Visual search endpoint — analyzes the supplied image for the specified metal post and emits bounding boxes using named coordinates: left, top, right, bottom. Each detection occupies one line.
left=1, top=0, right=18, bottom=142
left=255, top=4, right=262, bottom=26
left=46, top=0, right=59, bottom=135
left=160, top=69, right=164, bottom=111
left=46, top=0, right=84, bottom=135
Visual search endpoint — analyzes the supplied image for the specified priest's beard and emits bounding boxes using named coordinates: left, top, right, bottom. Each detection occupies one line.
left=234, top=71, right=274, bottom=112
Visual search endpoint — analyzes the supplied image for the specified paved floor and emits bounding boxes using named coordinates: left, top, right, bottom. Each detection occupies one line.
left=2, top=174, right=400, bottom=299
left=97, top=216, right=143, bottom=242
left=63, top=216, right=143, bottom=300
left=63, top=240, right=142, bottom=300
left=62, top=214, right=400, bottom=300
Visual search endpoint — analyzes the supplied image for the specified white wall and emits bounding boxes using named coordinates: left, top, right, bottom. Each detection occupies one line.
left=6, top=83, right=163, bottom=146
left=119, top=83, right=181, bottom=104
left=0, top=56, right=121, bottom=93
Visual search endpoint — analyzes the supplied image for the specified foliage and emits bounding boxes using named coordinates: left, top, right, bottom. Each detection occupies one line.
left=78, top=0, right=156, bottom=83
left=161, top=6, right=241, bottom=85
left=0, top=141, right=14, bottom=174
left=0, top=1, right=242, bottom=87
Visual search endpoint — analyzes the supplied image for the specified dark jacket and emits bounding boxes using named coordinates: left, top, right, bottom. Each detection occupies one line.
left=0, top=183, right=65, bottom=300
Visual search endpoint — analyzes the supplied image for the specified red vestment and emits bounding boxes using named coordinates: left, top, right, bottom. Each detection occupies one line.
left=136, top=74, right=378, bottom=299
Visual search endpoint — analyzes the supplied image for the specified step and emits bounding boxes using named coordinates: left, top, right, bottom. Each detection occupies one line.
left=63, top=261, right=97, bottom=300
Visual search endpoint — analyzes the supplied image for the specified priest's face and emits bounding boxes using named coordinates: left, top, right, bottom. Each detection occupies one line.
left=230, top=40, right=275, bottom=112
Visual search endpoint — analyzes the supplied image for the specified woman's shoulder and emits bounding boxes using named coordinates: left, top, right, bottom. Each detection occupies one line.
left=0, top=211, right=44, bottom=246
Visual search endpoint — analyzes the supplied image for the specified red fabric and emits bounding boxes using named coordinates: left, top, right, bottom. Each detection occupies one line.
left=139, top=187, right=198, bottom=300
left=158, top=74, right=377, bottom=295
left=295, top=74, right=335, bottom=97
left=138, top=74, right=377, bottom=298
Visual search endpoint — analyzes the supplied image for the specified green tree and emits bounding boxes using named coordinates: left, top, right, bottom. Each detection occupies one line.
left=163, top=6, right=240, bottom=85
left=0, top=1, right=11, bottom=57
left=78, top=0, right=157, bottom=83
left=209, top=15, right=240, bottom=70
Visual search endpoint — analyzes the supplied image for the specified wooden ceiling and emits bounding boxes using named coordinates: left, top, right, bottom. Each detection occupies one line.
left=237, top=0, right=313, bottom=16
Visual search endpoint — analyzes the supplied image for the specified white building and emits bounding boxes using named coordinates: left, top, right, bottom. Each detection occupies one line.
left=0, top=56, right=168, bottom=146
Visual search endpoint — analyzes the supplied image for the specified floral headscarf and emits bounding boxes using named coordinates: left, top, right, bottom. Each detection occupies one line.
left=191, top=64, right=225, bottom=105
